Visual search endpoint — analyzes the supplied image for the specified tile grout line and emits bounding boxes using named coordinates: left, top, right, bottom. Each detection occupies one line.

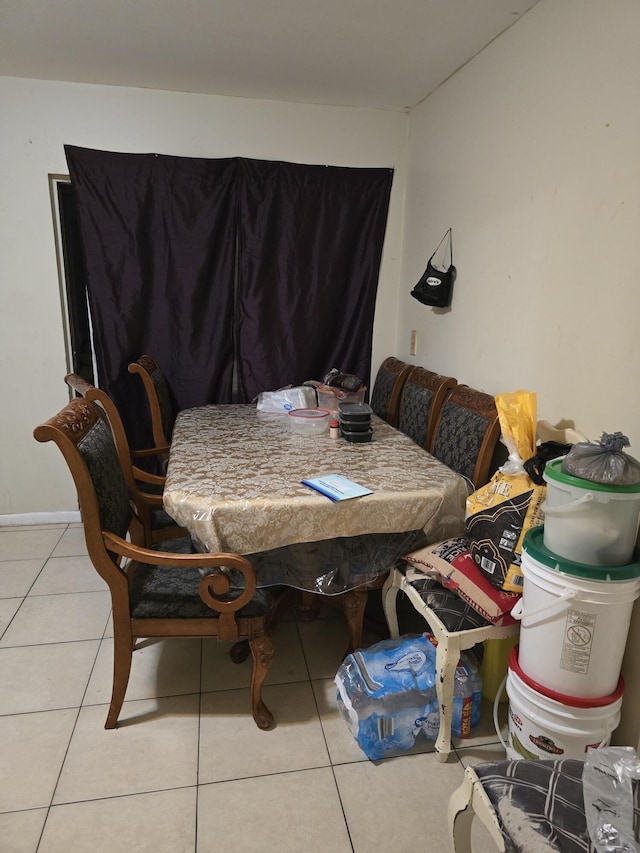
left=34, top=523, right=92, bottom=852
left=296, top=614, right=356, bottom=851
left=0, top=527, right=70, bottom=644
left=195, top=637, right=204, bottom=853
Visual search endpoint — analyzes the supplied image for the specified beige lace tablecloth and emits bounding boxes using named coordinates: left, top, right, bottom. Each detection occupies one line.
left=164, top=405, right=468, bottom=558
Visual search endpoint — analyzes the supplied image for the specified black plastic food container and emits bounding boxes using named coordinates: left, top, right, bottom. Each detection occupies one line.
left=340, top=426, right=373, bottom=443
left=337, top=402, right=373, bottom=422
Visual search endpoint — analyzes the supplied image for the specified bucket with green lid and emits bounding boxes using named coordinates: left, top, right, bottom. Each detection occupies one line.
left=513, top=527, right=640, bottom=698
left=542, top=457, right=640, bottom=566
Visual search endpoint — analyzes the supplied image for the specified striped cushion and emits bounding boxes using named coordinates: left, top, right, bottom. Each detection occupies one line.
left=475, top=758, right=640, bottom=852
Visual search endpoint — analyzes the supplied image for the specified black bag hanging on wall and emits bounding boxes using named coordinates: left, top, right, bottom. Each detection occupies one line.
left=410, top=228, right=456, bottom=308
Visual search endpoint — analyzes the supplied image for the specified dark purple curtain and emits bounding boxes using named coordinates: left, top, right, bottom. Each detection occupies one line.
left=236, top=159, right=393, bottom=401
left=64, top=147, right=393, bottom=443
left=64, top=146, right=238, bottom=445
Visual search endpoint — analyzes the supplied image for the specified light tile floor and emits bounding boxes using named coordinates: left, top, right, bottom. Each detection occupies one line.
left=0, top=523, right=506, bottom=852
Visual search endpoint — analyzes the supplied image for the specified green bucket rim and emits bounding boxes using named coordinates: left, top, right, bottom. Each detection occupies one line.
left=523, top=527, right=640, bottom=581
left=543, top=457, right=640, bottom=494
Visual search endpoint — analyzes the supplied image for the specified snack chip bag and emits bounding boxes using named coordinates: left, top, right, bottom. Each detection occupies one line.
left=465, top=390, right=545, bottom=593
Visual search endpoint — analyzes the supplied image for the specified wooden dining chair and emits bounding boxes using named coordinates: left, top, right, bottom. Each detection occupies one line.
left=64, top=373, right=184, bottom=546
left=34, top=397, right=275, bottom=730
left=396, top=366, right=457, bottom=451
left=428, top=384, right=501, bottom=491
left=128, top=355, right=178, bottom=459
left=369, top=357, right=414, bottom=427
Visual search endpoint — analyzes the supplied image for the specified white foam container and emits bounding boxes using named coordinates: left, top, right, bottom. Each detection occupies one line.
left=542, top=458, right=640, bottom=566
left=512, top=527, right=640, bottom=698
left=499, top=647, right=623, bottom=761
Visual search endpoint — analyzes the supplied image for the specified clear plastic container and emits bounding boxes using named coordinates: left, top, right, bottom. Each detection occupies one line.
left=287, top=408, right=330, bottom=435
left=317, top=386, right=367, bottom=413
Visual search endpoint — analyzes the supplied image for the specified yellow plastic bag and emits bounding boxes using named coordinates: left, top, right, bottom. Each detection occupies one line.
left=465, top=391, right=545, bottom=593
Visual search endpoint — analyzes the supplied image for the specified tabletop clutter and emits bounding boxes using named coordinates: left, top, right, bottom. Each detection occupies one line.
left=256, top=368, right=373, bottom=442
left=329, top=389, right=640, bottom=763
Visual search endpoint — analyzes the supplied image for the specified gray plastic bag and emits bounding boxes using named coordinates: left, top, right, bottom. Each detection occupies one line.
left=561, top=433, right=640, bottom=486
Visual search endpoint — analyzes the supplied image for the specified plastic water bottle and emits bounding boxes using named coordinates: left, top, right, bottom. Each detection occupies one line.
left=452, top=656, right=483, bottom=738
left=334, top=635, right=438, bottom=759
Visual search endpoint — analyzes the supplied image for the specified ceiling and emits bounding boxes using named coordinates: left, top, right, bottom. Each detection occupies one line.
left=0, top=0, right=540, bottom=111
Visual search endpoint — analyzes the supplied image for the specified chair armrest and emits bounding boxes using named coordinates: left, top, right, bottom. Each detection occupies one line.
left=132, top=445, right=170, bottom=459
left=132, top=466, right=166, bottom=488
left=103, top=531, right=259, bottom=617
left=103, top=531, right=252, bottom=572
left=136, top=491, right=164, bottom=507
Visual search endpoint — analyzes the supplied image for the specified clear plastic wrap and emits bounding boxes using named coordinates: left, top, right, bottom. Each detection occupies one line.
left=582, top=745, right=640, bottom=852
left=562, top=433, right=640, bottom=487
left=164, top=405, right=469, bottom=592
left=255, top=386, right=317, bottom=413
left=247, top=530, right=427, bottom=595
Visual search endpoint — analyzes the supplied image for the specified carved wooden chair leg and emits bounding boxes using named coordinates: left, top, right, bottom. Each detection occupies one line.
left=336, top=586, right=369, bottom=654
left=265, top=587, right=296, bottom=632
left=447, top=765, right=505, bottom=852
left=229, top=640, right=251, bottom=664
left=105, top=626, right=134, bottom=729
left=230, top=587, right=292, bottom=664
left=295, top=589, right=323, bottom=622
left=249, top=631, right=275, bottom=730
left=447, top=767, right=476, bottom=853
left=434, top=635, right=462, bottom=762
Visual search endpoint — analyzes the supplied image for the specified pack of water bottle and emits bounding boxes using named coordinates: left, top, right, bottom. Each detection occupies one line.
left=334, top=633, right=482, bottom=760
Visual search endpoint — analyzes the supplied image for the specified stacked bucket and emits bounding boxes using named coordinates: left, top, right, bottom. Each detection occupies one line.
left=503, top=458, right=640, bottom=761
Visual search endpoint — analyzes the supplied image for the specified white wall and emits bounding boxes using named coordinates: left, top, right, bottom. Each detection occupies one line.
left=398, top=0, right=640, bottom=748
left=0, top=77, right=408, bottom=516
left=400, top=0, right=640, bottom=452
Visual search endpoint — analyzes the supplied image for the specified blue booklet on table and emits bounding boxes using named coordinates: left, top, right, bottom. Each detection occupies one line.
left=301, top=474, right=373, bottom=501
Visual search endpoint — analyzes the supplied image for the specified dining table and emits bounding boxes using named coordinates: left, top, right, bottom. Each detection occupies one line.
left=163, top=404, right=469, bottom=647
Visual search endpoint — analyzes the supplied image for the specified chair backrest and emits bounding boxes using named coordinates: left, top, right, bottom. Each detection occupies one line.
left=369, top=357, right=414, bottom=427
left=397, top=366, right=457, bottom=451
left=128, top=355, right=177, bottom=448
left=428, top=385, right=500, bottom=489
left=34, top=398, right=141, bottom=580
left=65, top=373, right=171, bottom=541
left=65, top=373, right=145, bottom=489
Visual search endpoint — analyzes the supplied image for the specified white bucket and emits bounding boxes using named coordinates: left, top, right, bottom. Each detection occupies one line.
left=543, top=458, right=640, bottom=566
left=512, top=527, right=640, bottom=698
left=497, top=647, right=623, bottom=761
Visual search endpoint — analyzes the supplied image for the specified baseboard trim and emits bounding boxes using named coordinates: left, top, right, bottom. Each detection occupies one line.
left=0, top=511, right=82, bottom=527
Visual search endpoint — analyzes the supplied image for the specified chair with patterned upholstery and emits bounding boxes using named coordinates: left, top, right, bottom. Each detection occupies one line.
left=448, top=758, right=640, bottom=852
left=429, top=384, right=501, bottom=491
left=383, top=383, right=509, bottom=760
left=34, top=397, right=275, bottom=730
left=397, top=366, right=457, bottom=451
left=64, top=373, right=184, bottom=546
left=382, top=569, right=518, bottom=761
left=369, top=357, right=414, bottom=427
left=128, top=355, right=178, bottom=462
